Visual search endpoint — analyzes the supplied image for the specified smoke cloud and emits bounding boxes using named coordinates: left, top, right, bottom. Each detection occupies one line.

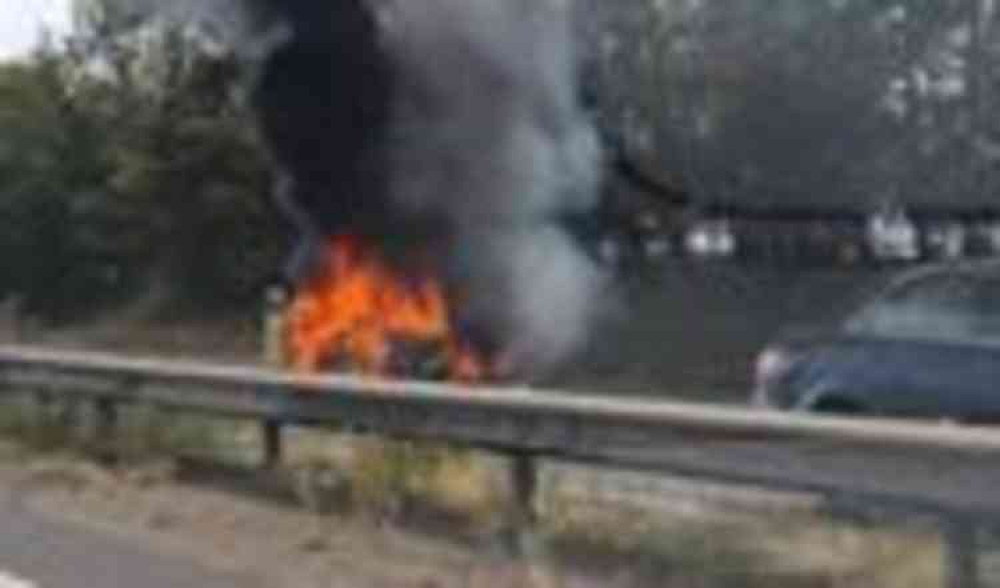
left=110, top=0, right=609, bottom=375
left=375, top=0, right=607, bottom=372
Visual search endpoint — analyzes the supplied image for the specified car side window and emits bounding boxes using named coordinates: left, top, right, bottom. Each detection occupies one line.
left=845, top=273, right=980, bottom=343
left=969, top=277, right=1000, bottom=343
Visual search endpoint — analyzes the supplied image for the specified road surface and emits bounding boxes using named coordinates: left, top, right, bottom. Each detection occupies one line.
left=0, top=495, right=266, bottom=588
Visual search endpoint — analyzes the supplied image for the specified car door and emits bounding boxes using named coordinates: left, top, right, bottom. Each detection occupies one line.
left=862, top=338, right=1000, bottom=419
left=838, top=270, right=1000, bottom=419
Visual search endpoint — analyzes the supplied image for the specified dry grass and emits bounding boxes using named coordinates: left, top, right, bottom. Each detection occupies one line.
left=0, top=394, right=244, bottom=465
left=282, top=430, right=506, bottom=530
left=538, top=484, right=942, bottom=588
left=275, top=430, right=946, bottom=588
left=0, top=397, right=950, bottom=588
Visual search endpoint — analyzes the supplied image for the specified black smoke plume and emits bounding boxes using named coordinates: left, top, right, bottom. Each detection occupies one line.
left=249, top=0, right=394, bottom=275
left=108, top=0, right=609, bottom=374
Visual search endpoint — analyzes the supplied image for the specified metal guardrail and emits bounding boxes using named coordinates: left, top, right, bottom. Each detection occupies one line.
left=0, top=344, right=997, bottom=587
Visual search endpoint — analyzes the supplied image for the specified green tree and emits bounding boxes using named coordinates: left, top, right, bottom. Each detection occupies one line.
left=0, top=0, right=283, bottom=322
left=0, top=52, right=118, bottom=319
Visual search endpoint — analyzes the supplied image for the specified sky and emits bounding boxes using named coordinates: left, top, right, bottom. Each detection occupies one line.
left=0, top=0, right=73, bottom=61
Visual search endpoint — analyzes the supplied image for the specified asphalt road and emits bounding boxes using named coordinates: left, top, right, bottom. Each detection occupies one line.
left=0, top=498, right=266, bottom=588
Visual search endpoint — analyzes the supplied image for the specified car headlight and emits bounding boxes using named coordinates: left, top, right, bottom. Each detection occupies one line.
left=752, top=347, right=798, bottom=408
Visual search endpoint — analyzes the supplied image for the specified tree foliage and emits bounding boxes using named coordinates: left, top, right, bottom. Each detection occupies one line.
left=0, top=0, right=282, bottom=322
left=580, top=0, right=1000, bottom=211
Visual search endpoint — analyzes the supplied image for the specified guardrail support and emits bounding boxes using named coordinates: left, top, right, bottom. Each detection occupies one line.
left=94, top=397, right=118, bottom=464
left=261, top=285, right=289, bottom=470
left=507, top=454, right=558, bottom=587
left=943, top=517, right=979, bottom=588
left=511, top=454, right=539, bottom=534
left=262, top=419, right=283, bottom=469
left=33, top=388, right=53, bottom=445
left=56, top=400, right=79, bottom=436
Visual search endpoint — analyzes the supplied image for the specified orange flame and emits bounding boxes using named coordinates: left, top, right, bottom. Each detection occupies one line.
left=286, top=234, right=486, bottom=381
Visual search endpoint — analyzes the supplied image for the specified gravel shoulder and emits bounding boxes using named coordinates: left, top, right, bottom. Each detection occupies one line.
left=0, top=445, right=606, bottom=588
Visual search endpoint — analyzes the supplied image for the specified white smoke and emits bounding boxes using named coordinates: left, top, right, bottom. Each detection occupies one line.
left=380, top=0, right=608, bottom=372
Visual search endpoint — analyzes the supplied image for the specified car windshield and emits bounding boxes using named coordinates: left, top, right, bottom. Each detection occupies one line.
left=844, top=270, right=1000, bottom=346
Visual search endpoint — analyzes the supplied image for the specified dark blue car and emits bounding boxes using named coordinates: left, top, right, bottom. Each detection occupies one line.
left=753, top=261, right=1000, bottom=421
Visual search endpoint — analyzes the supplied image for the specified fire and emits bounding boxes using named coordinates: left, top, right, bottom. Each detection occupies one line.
left=286, top=234, right=487, bottom=381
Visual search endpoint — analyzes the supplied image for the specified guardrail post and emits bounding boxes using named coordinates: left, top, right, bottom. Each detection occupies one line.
left=94, top=397, right=119, bottom=464
left=943, top=517, right=979, bottom=588
left=511, top=454, right=539, bottom=534
left=262, top=419, right=283, bottom=469
left=56, top=399, right=80, bottom=438
left=507, top=454, right=557, bottom=587
left=33, top=388, right=53, bottom=445
left=261, top=284, right=289, bottom=470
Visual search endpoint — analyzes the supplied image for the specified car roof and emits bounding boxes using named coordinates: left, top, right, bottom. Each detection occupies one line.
left=887, top=258, right=1000, bottom=286
left=771, top=260, right=1000, bottom=341
left=860, top=259, right=1000, bottom=312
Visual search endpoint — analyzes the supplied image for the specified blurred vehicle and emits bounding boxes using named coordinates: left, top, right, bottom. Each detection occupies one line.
left=923, top=221, right=967, bottom=261
left=866, top=202, right=920, bottom=262
left=753, top=260, right=1000, bottom=421
left=685, top=218, right=737, bottom=259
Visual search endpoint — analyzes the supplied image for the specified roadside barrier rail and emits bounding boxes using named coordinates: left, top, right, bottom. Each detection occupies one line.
left=0, top=345, right=996, bottom=588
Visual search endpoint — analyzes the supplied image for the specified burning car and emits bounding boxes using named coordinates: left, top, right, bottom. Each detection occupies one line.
left=753, top=260, right=1000, bottom=421
left=284, top=234, right=489, bottom=380
left=248, top=0, right=610, bottom=379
